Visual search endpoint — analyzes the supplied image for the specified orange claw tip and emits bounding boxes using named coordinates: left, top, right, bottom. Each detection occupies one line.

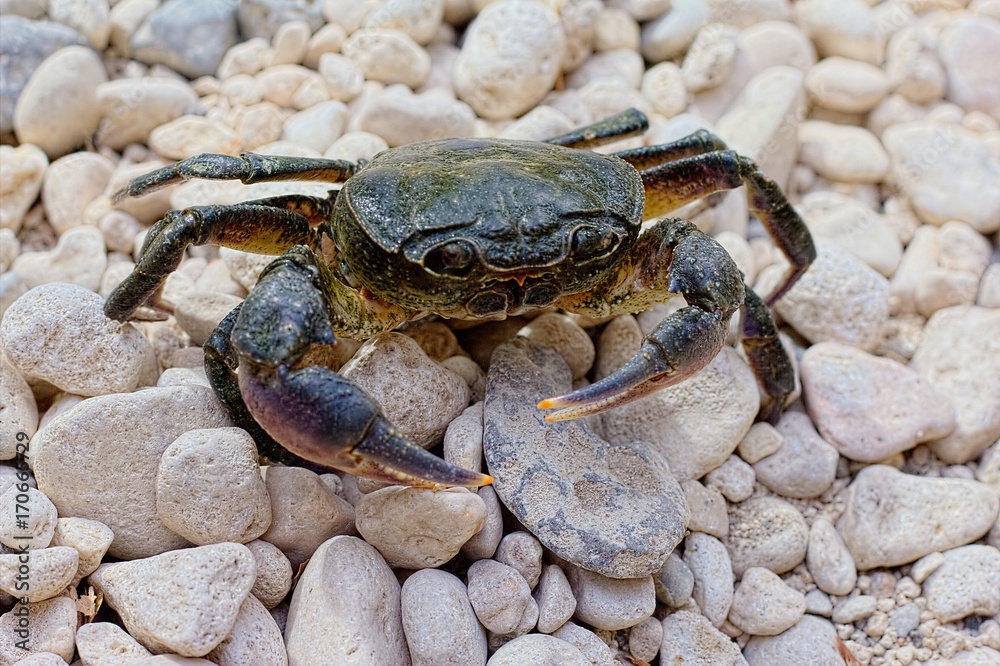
left=537, top=398, right=556, bottom=409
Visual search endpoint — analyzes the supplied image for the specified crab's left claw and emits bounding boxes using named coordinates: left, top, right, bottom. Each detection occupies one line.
left=539, top=306, right=728, bottom=422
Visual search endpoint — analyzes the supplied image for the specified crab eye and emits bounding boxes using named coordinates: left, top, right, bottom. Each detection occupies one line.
left=571, top=225, right=620, bottom=263
left=423, top=239, right=477, bottom=277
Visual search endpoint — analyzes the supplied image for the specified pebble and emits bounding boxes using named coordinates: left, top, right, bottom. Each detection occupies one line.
left=76, top=622, right=153, bottom=665
left=703, top=455, right=755, bottom=503
left=660, top=610, right=747, bottom=665
left=683, top=532, right=734, bottom=627
left=0, top=483, right=55, bottom=550
left=259, top=465, right=356, bottom=570
left=679, top=23, right=739, bottom=93
left=517, top=313, right=595, bottom=381
left=238, top=0, right=324, bottom=39
left=0, top=596, right=77, bottom=664
left=467, top=558, right=532, bottom=635
left=269, top=20, right=310, bottom=66
left=798, top=191, right=902, bottom=278
left=11, top=226, right=108, bottom=292
left=460, top=485, right=502, bottom=561
left=206, top=594, right=286, bottom=666
left=757, top=243, right=890, bottom=351
left=641, top=62, right=688, bottom=118
left=483, top=339, right=688, bottom=579
left=48, top=0, right=110, bottom=50
left=910, top=306, right=1000, bottom=463
left=836, top=465, right=1000, bottom=569
left=316, top=52, right=364, bottom=102
left=0, top=144, right=47, bottom=233
left=1, top=283, right=154, bottom=397
left=355, top=486, right=486, bottom=569
left=495, top=531, right=543, bottom=590
left=911, top=551, right=946, bottom=584
left=0, top=546, right=77, bottom=602
left=341, top=332, right=470, bottom=448
left=640, top=0, right=709, bottom=62
left=95, top=76, right=198, bottom=150
left=565, top=564, right=655, bottom=631
left=923, top=545, right=1000, bottom=623
left=353, top=81, right=476, bottom=142
left=594, top=7, right=640, bottom=52
left=937, top=16, right=1000, bottom=116
left=442, top=402, right=484, bottom=475
left=173, top=290, right=244, bottom=347
left=39, top=151, right=112, bottom=235
left=107, top=159, right=173, bottom=224
left=155, top=427, right=271, bottom=545
left=32, top=385, right=232, bottom=559
left=0, top=16, right=82, bottom=134
left=130, top=0, right=238, bottom=78
left=13, top=45, right=106, bottom=158
left=804, top=57, right=888, bottom=113
left=342, top=28, right=429, bottom=89
left=0, top=351, right=37, bottom=456
left=401, top=568, right=487, bottom=666
left=551, top=621, right=617, bottom=664
left=148, top=115, right=243, bottom=160
left=802, top=341, right=955, bottom=462
left=567, top=49, right=645, bottom=91
left=884, top=25, right=946, bottom=105
left=797, top=121, right=889, bottom=184
left=89, top=542, right=255, bottom=656
left=534, top=564, right=577, bottom=634
left=600, top=325, right=758, bottom=480
left=628, top=616, right=662, bottom=663
left=282, top=100, right=347, bottom=153
left=807, top=518, right=858, bottom=596
left=486, top=633, right=589, bottom=665
left=831, top=594, right=877, bottom=624
left=49, top=516, right=114, bottom=585
left=654, top=552, right=695, bottom=608
left=883, top=121, right=1000, bottom=234
left=743, top=614, right=842, bottom=665
left=244, top=539, right=292, bottom=610
left=796, top=0, right=883, bottom=64
left=804, top=589, right=833, bottom=617
left=753, top=411, right=838, bottom=498
left=453, top=0, right=566, bottom=120
left=728, top=567, right=805, bottom=636
left=725, top=497, right=809, bottom=577
left=977, top=263, right=1000, bottom=308
left=257, top=64, right=328, bottom=109
left=682, top=480, right=729, bottom=538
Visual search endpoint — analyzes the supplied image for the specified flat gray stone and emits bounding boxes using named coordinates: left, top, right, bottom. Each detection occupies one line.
left=483, top=339, right=688, bottom=579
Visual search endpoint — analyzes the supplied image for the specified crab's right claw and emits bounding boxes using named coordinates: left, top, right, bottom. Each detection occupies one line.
left=239, top=364, right=491, bottom=489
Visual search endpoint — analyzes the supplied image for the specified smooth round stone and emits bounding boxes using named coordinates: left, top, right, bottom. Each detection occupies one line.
left=41, top=151, right=114, bottom=234
left=131, top=0, right=237, bottom=77
left=534, top=564, right=577, bottom=634
left=467, top=559, right=532, bottom=635
left=486, top=633, right=589, bottom=666
left=660, top=610, right=745, bottom=665
left=724, top=497, right=808, bottom=577
left=517, top=313, right=595, bottom=381
left=797, top=191, right=901, bottom=278
left=654, top=552, right=694, bottom=608
left=796, top=0, right=882, bottom=64
left=352, top=85, right=476, bottom=147
left=802, top=341, right=955, bottom=462
left=835, top=465, right=1000, bottom=569
left=96, top=77, right=199, bottom=151
left=49, top=516, right=114, bottom=585
left=743, top=614, right=843, bottom=666
left=0, top=596, right=77, bottom=663
left=551, top=621, right=616, bottom=664
left=806, top=518, right=857, bottom=597
left=682, top=480, right=728, bottom=538
left=0, top=143, right=47, bottom=233
left=640, top=0, right=709, bottom=62
left=76, top=622, right=153, bottom=665
left=797, top=121, right=889, bottom=184
left=495, top=531, right=543, bottom=590
left=285, top=536, right=409, bottom=665
left=682, top=532, right=734, bottom=628
left=831, top=595, right=876, bottom=624
left=628, top=616, right=662, bottom=663
left=938, top=16, right=1000, bottom=116
left=11, top=226, right=108, bottom=292
left=355, top=486, right=486, bottom=569
left=402, top=569, right=487, bottom=666
left=704, top=455, right=755, bottom=504
left=342, top=28, right=429, bottom=89
left=728, top=567, right=806, bottom=636
left=566, top=564, right=655, bottom=631
left=804, top=57, right=887, bottom=113
left=923, top=545, right=1000, bottom=623
left=206, top=594, right=285, bottom=666
left=460, top=485, right=503, bottom=561
left=483, top=339, right=688, bottom=579
left=753, top=412, right=838, bottom=499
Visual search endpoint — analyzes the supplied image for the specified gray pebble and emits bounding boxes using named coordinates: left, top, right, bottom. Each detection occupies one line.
left=682, top=479, right=729, bottom=538
left=660, top=610, right=747, bottom=666
left=725, top=497, right=809, bottom=577
left=736, top=422, right=783, bottom=464
left=460, top=485, right=503, bottom=561
left=552, top=621, right=617, bottom=665
left=831, top=594, right=877, bottom=624
left=467, top=559, right=532, bottom=635
left=888, top=601, right=920, bottom=637
left=804, top=589, right=833, bottom=617
left=495, top=531, right=543, bottom=590
left=654, top=552, right=694, bottom=608
left=401, top=569, right=487, bottom=666
left=131, top=0, right=238, bottom=78
left=743, top=614, right=842, bottom=666
left=566, top=563, right=655, bottom=631
left=486, top=633, right=590, bottom=666
left=727, top=567, right=805, bottom=636
left=806, top=517, right=857, bottom=596
left=704, top=454, right=756, bottom=503
left=534, top=564, right=577, bottom=634
left=753, top=412, right=839, bottom=499
left=683, top=532, right=734, bottom=628
left=443, top=402, right=485, bottom=478
left=923, top=544, right=1000, bottom=623
left=237, top=0, right=325, bottom=39
left=484, top=339, right=688, bottom=579
left=628, top=615, right=662, bottom=663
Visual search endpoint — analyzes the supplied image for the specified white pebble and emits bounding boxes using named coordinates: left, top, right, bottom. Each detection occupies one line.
left=11, top=226, right=107, bottom=292
left=149, top=115, right=242, bottom=160
left=566, top=564, right=655, bottom=631
left=725, top=496, right=809, bottom=577
left=753, top=412, right=838, bottom=499
left=0, top=546, right=77, bottom=602
left=244, top=539, right=292, bottom=610
left=804, top=56, right=888, bottom=113
left=640, top=0, right=710, bottom=62
left=923, top=545, right=1000, bottom=623
left=352, top=85, right=476, bottom=147
left=343, top=28, right=430, bottom=89
left=401, top=569, right=487, bottom=666
left=807, top=518, right=857, bottom=596
left=534, top=564, right=577, bottom=634
left=797, top=0, right=883, bottom=64
left=0, top=485, right=57, bottom=551
left=0, top=352, right=37, bottom=457
left=49, top=517, right=114, bottom=585
left=76, top=622, right=153, bottom=665
left=728, top=567, right=806, bottom=636
left=95, top=77, right=199, bottom=151
left=798, top=121, right=889, bottom=184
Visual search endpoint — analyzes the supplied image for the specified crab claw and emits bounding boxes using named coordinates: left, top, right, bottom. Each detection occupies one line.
left=539, top=306, right=727, bottom=422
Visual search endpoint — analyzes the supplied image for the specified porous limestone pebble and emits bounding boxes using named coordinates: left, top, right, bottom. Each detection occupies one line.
left=628, top=616, right=662, bottom=663
left=725, top=496, right=809, bottom=577
left=259, top=465, right=355, bottom=570
left=285, top=536, right=410, bottom=665
left=551, top=621, right=617, bottom=664
left=342, top=28, right=429, bottom=89
left=807, top=518, right=857, bottom=597
left=728, top=567, right=806, bottom=636
left=534, top=564, right=577, bottom=634
left=244, top=539, right=292, bottom=610
left=495, top=531, right=544, bottom=590
left=355, top=486, right=486, bottom=570
left=924, top=545, right=1000, bottom=623
left=14, top=223, right=107, bottom=292
left=683, top=532, right=734, bottom=628
left=682, top=480, right=728, bottom=538
left=76, top=622, right=154, bottom=665
left=173, top=291, right=245, bottom=347
left=49, top=516, right=114, bottom=584
left=757, top=243, right=890, bottom=351
left=453, top=0, right=566, bottom=120
left=798, top=191, right=902, bottom=278
left=0, top=546, right=77, bottom=602
left=804, top=56, right=888, bottom=113
left=483, top=339, right=688, bottom=579
left=797, top=121, right=890, bottom=184
left=831, top=594, right=876, bottom=624
left=883, top=121, right=1000, bottom=234
left=517, top=313, right=595, bottom=381
left=486, top=633, right=590, bottom=666
left=753, top=412, right=838, bottom=499
left=460, top=485, right=502, bottom=561
left=467, top=558, right=532, bottom=635
left=155, top=427, right=271, bottom=546
left=704, top=454, right=756, bottom=503
left=910, top=306, right=1000, bottom=463
left=443, top=402, right=485, bottom=475
left=0, top=352, right=37, bottom=457
left=566, top=564, right=655, bottom=631
left=401, top=568, right=487, bottom=666
left=13, top=45, right=106, bottom=158
left=149, top=115, right=242, bottom=161
left=90, top=543, right=255, bottom=657
left=600, top=329, right=759, bottom=480
left=0, top=484, right=56, bottom=550
left=742, top=614, right=843, bottom=666
left=641, top=62, right=688, bottom=118
left=205, top=594, right=286, bottom=666
left=654, top=552, right=695, bottom=608
left=33, top=385, right=232, bottom=559
left=660, top=610, right=747, bottom=666
left=0, top=596, right=77, bottom=664
left=836, top=465, right=1000, bottom=569
left=342, top=332, right=470, bottom=448
left=802, top=341, right=955, bottom=462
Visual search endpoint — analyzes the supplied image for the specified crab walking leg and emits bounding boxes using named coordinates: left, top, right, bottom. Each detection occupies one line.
left=544, top=107, right=649, bottom=150
left=543, top=220, right=742, bottom=421
left=112, top=153, right=357, bottom=201
left=229, top=247, right=492, bottom=488
left=741, top=283, right=796, bottom=424
left=104, top=195, right=334, bottom=321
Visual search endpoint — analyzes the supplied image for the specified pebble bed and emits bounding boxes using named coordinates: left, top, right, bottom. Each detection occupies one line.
left=1, top=0, right=999, bottom=665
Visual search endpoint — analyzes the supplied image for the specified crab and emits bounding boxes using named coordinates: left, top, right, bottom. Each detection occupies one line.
left=105, top=109, right=815, bottom=489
